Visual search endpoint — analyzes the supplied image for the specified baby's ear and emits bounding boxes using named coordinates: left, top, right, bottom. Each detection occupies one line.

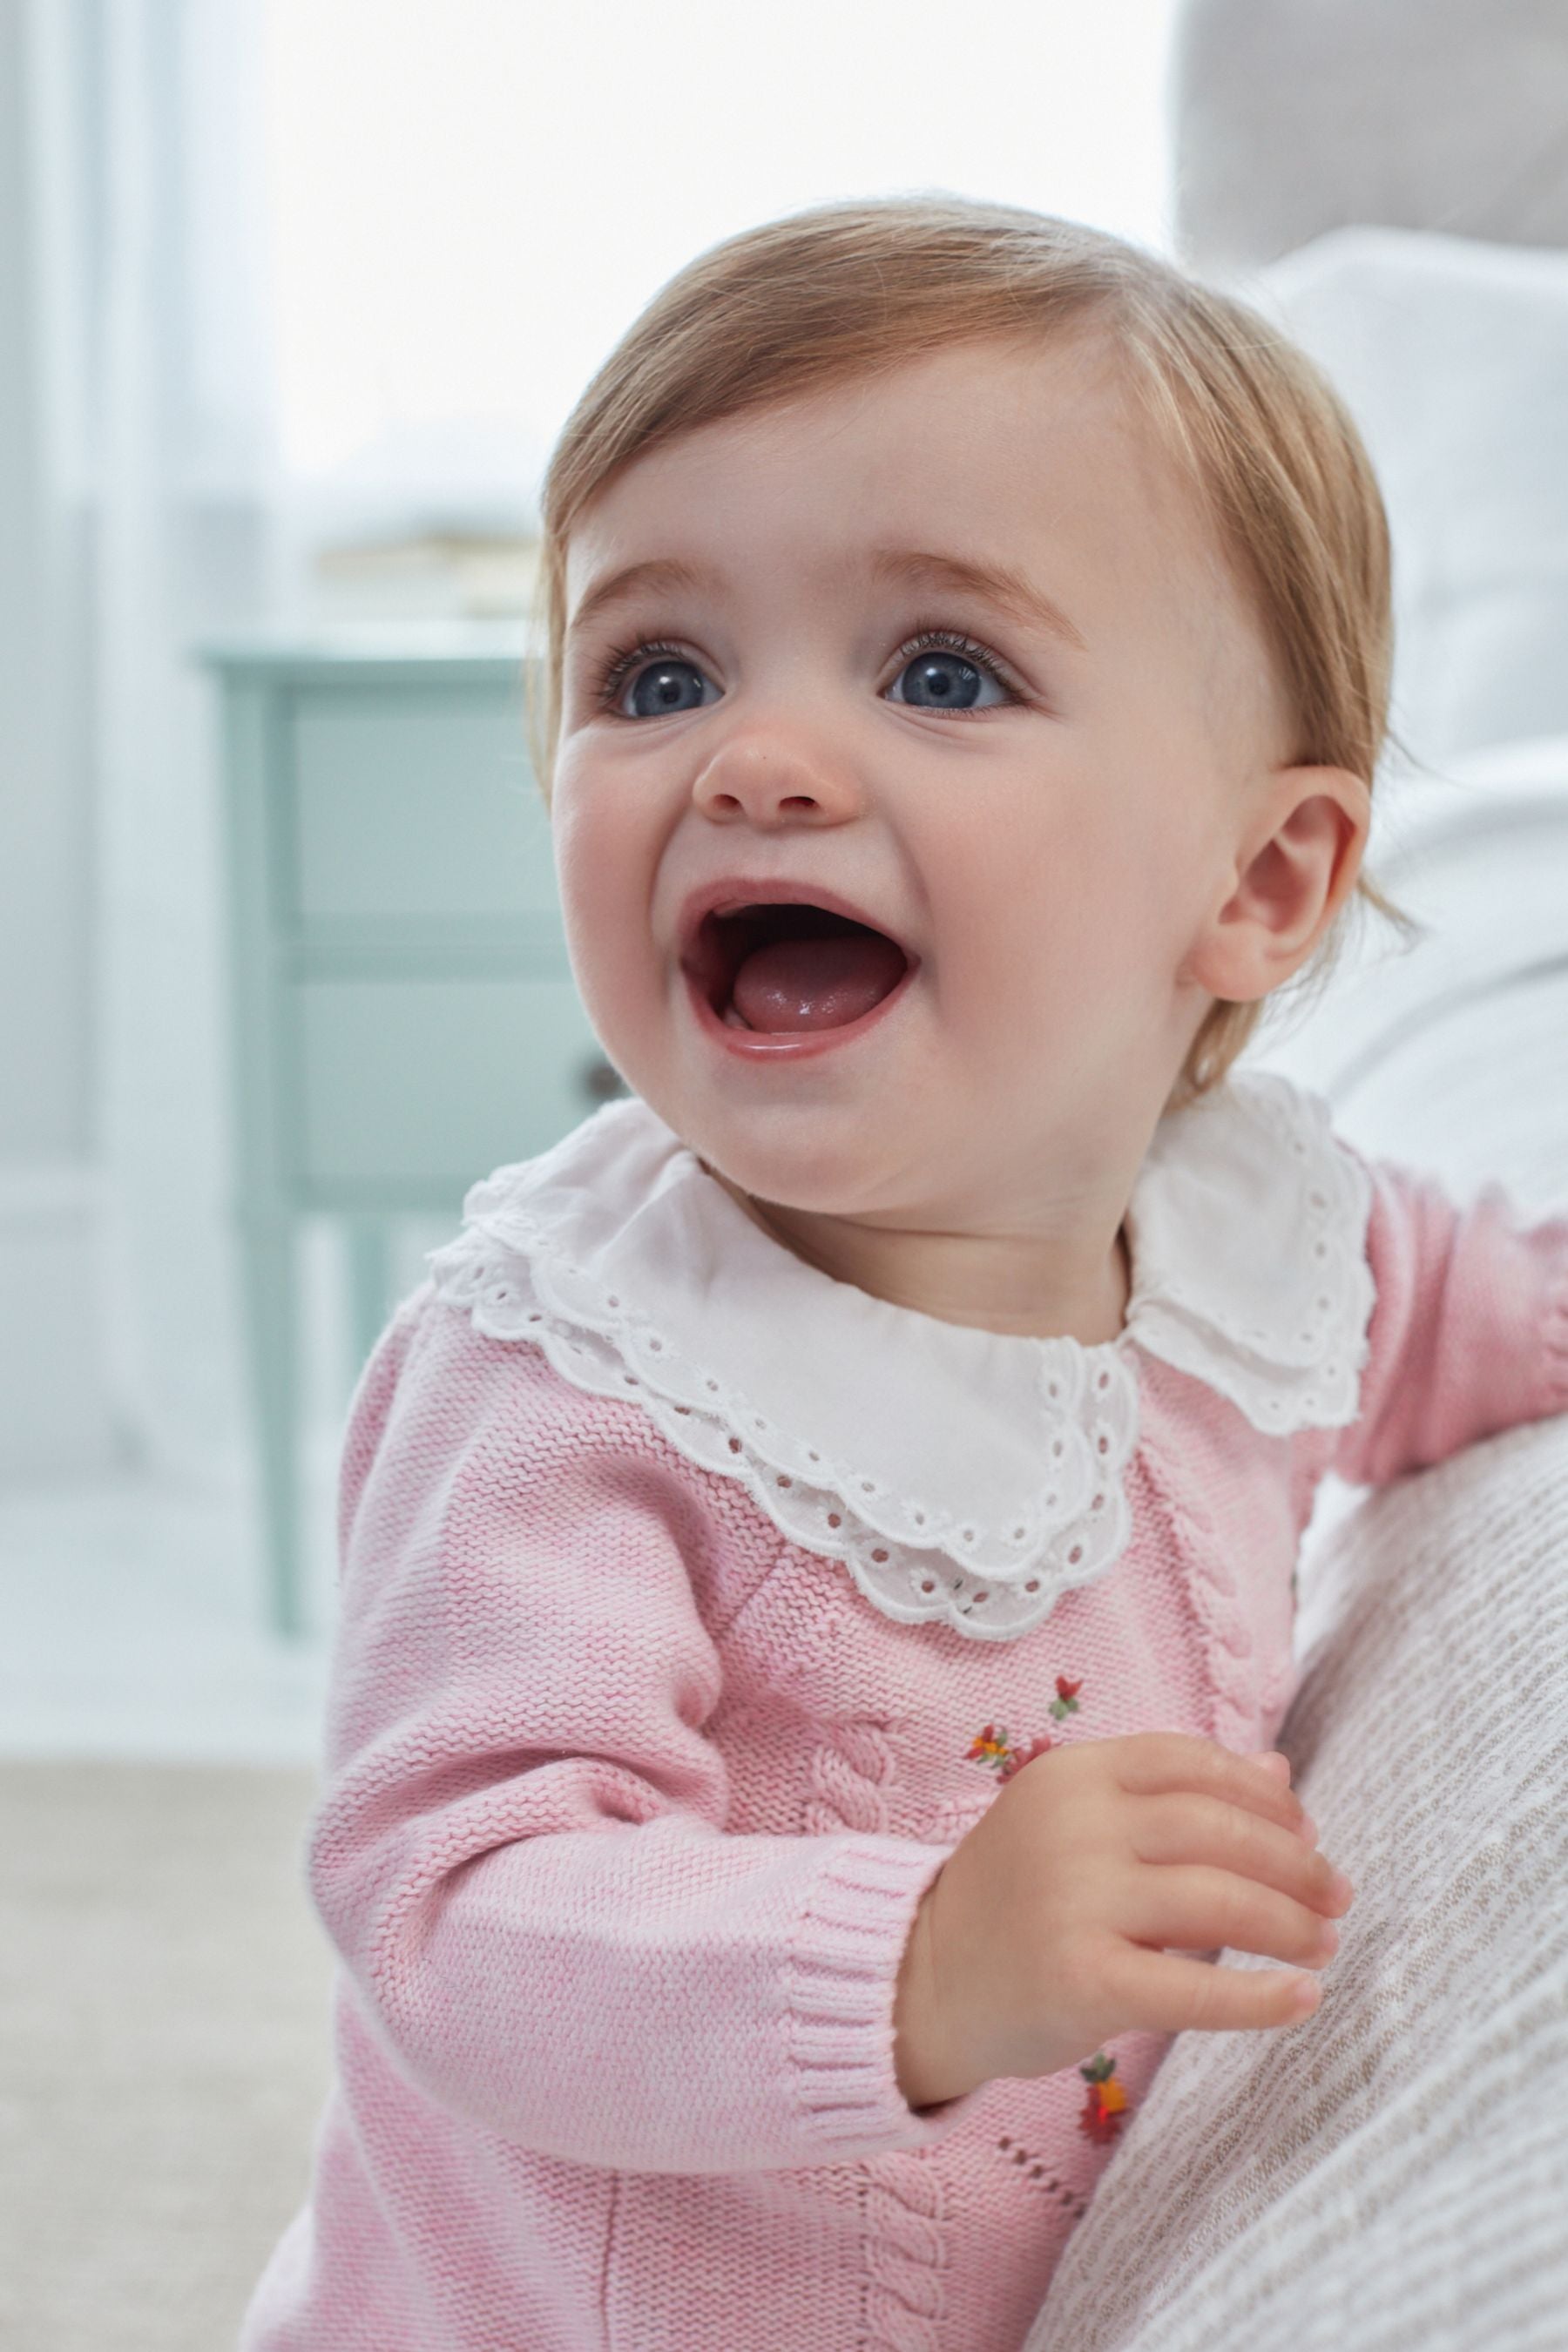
left=1187, top=765, right=1370, bottom=1004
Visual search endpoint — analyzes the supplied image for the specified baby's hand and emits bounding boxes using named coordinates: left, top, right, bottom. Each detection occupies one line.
left=892, top=1734, right=1353, bottom=2109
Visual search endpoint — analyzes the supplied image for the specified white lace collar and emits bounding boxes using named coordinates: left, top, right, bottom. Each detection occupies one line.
left=426, top=1070, right=1373, bottom=1643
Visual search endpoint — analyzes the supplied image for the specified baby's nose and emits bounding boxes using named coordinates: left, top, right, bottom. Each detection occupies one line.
left=692, top=731, right=862, bottom=826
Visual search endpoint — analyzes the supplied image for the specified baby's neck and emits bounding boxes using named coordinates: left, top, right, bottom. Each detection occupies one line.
left=713, top=1179, right=1133, bottom=1345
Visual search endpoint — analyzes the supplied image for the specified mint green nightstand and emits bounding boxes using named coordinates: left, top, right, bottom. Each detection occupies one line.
left=204, top=635, right=622, bottom=1639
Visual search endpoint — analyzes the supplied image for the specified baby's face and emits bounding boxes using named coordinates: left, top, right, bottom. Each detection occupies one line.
left=551, top=333, right=1287, bottom=1222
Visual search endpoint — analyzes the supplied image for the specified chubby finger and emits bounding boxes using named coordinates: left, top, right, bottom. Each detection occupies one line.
left=1101, top=1941, right=1322, bottom=2036
left=1131, top=1793, right=1354, bottom=1916
left=1121, top=1862, right=1342, bottom=1970
left=1111, top=1732, right=1315, bottom=1842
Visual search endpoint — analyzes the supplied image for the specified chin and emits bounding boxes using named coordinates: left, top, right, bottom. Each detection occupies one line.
left=676, top=1099, right=902, bottom=1220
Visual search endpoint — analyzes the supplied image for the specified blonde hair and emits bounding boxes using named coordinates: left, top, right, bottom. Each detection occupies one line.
left=531, top=193, right=1413, bottom=1102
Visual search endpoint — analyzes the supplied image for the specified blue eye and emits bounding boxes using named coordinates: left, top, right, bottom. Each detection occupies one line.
left=886, top=635, right=1012, bottom=712
left=619, top=653, right=711, bottom=720
left=594, top=639, right=716, bottom=719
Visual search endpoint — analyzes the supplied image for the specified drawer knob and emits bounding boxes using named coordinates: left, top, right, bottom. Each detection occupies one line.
left=578, top=1053, right=630, bottom=1104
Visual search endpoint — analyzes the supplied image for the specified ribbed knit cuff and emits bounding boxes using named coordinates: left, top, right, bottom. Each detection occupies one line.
left=781, top=1835, right=988, bottom=2159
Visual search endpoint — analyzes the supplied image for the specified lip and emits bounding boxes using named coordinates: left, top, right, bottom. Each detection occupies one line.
left=674, top=875, right=920, bottom=1062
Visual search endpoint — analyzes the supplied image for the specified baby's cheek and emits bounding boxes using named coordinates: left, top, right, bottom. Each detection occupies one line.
left=558, top=892, right=632, bottom=1035
left=554, top=817, right=653, bottom=1022
left=968, top=914, right=1144, bottom=1074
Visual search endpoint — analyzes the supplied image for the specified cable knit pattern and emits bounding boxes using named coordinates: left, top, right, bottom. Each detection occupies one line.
left=862, top=2153, right=951, bottom=2352
left=240, top=1105, right=1568, bottom=2352
left=805, top=1717, right=901, bottom=1838
left=1132, top=1404, right=1260, bottom=1754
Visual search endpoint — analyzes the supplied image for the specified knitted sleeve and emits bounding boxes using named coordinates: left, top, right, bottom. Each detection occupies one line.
left=1329, top=1153, right=1568, bottom=1489
left=305, top=1287, right=983, bottom=2177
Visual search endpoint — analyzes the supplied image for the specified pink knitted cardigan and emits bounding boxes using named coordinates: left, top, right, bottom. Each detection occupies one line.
left=241, top=1076, right=1568, bottom=2352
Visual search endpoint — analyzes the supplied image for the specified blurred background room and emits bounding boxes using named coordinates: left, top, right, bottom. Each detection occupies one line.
left=3, top=2, right=1566, bottom=2345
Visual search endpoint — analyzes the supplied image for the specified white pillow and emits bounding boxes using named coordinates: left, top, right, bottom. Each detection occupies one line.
left=1230, top=228, right=1568, bottom=774
left=1023, top=1409, right=1568, bottom=2352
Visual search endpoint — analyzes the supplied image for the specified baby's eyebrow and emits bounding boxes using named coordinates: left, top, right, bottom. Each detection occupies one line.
left=568, top=557, right=710, bottom=641
left=862, top=548, right=1088, bottom=654
left=565, top=546, right=1088, bottom=655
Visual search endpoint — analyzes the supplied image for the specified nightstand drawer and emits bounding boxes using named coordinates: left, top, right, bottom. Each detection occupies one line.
left=283, top=685, right=556, bottom=923
left=294, top=977, right=617, bottom=1202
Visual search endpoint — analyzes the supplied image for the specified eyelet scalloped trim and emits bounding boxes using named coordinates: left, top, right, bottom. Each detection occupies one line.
left=424, top=1069, right=1375, bottom=1644
left=1124, top=1072, right=1375, bottom=1434
left=428, top=1232, right=1139, bottom=1642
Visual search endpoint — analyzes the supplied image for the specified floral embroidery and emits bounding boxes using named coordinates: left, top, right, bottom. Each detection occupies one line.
left=1049, top=1674, right=1083, bottom=1722
left=966, top=1671, right=1085, bottom=1781
left=968, top=1680, right=1138, bottom=2150
left=965, top=1723, right=1054, bottom=1781
left=1078, top=2051, right=1129, bottom=2145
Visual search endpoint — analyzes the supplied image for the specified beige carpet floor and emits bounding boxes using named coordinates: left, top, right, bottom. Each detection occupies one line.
left=0, top=1762, right=335, bottom=2351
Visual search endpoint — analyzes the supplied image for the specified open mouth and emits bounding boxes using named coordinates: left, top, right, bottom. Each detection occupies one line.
left=685, top=902, right=913, bottom=1035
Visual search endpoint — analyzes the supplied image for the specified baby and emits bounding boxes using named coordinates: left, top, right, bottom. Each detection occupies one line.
left=241, top=197, right=1568, bottom=2351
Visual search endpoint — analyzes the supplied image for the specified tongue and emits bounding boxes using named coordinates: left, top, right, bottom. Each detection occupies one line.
left=730, top=932, right=907, bottom=1032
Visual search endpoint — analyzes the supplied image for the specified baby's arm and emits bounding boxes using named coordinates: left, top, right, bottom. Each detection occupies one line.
left=1328, top=1152, right=1568, bottom=1489
left=307, top=1299, right=970, bottom=2177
